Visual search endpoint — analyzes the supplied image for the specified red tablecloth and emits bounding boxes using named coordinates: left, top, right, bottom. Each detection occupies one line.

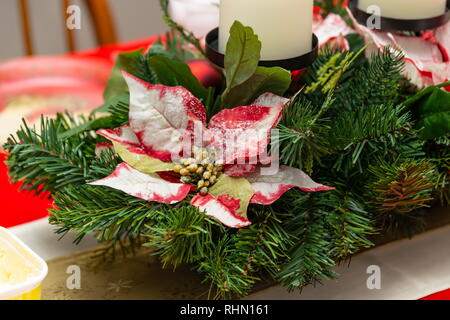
left=420, top=289, right=450, bottom=300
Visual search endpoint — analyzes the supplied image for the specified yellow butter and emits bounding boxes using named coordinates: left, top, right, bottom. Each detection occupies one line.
left=0, top=227, right=48, bottom=300
left=0, top=238, right=39, bottom=286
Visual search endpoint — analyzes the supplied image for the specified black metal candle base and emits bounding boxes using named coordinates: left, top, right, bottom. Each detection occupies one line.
left=349, top=0, right=450, bottom=32
left=205, top=28, right=319, bottom=71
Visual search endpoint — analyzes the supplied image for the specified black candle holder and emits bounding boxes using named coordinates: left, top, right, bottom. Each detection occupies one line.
left=349, top=0, right=450, bottom=32
left=205, top=28, right=319, bottom=71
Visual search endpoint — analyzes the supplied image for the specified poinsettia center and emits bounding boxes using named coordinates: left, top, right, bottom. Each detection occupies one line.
left=173, top=147, right=223, bottom=195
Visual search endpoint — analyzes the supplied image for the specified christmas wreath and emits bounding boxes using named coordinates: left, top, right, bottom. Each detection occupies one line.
left=3, top=0, right=449, bottom=299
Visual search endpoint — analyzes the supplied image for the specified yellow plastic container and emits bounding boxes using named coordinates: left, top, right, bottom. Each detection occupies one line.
left=0, top=227, right=48, bottom=300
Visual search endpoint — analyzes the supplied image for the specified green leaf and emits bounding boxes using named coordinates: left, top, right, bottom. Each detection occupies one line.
left=91, top=93, right=130, bottom=115
left=148, top=55, right=209, bottom=102
left=405, top=81, right=450, bottom=139
left=222, top=66, right=291, bottom=107
left=224, top=21, right=261, bottom=91
left=403, top=80, right=450, bottom=106
left=58, top=116, right=116, bottom=140
left=103, top=49, right=153, bottom=101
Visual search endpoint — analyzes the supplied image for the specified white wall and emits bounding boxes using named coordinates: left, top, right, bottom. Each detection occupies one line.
left=0, top=0, right=168, bottom=61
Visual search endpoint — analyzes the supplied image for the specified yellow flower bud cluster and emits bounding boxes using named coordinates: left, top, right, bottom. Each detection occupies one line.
left=173, top=148, right=223, bottom=195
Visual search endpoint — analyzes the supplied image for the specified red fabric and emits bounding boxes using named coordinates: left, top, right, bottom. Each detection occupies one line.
left=0, top=153, right=52, bottom=227
left=0, top=37, right=159, bottom=228
left=420, top=289, right=450, bottom=300
left=70, top=36, right=160, bottom=62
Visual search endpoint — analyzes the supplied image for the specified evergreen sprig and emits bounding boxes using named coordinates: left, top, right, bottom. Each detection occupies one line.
left=367, top=160, right=438, bottom=236
left=3, top=114, right=99, bottom=195
left=50, top=184, right=167, bottom=244
left=143, top=206, right=218, bottom=268
left=159, top=0, right=206, bottom=56
left=278, top=95, right=332, bottom=173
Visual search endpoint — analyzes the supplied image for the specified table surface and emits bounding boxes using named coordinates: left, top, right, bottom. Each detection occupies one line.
left=9, top=217, right=450, bottom=300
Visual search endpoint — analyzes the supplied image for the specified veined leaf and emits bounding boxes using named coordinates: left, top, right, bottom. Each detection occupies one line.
left=224, top=21, right=261, bottom=91
left=103, top=49, right=153, bottom=101
left=222, top=66, right=291, bottom=108
left=405, top=81, right=450, bottom=139
left=148, top=55, right=209, bottom=102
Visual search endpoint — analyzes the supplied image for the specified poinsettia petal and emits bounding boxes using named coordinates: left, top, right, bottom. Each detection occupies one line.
left=113, top=142, right=176, bottom=174
left=252, top=92, right=290, bottom=107
left=435, top=21, right=450, bottom=60
left=97, top=125, right=140, bottom=147
left=247, top=165, right=334, bottom=205
left=89, top=162, right=190, bottom=204
left=124, top=72, right=207, bottom=162
left=313, top=13, right=354, bottom=50
left=208, top=93, right=287, bottom=164
left=191, top=194, right=252, bottom=228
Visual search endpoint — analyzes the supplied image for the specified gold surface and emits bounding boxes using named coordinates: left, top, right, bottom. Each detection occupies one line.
left=42, top=247, right=209, bottom=300
left=41, top=207, right=450, bottom=300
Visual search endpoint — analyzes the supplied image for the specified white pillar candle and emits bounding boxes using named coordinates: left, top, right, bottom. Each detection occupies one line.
left=219, top=0, right=313, bottom=60
left=358, top=0, right=447, bottom=20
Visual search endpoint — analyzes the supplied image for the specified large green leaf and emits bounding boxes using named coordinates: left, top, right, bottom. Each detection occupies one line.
left=103, top=49, right=154, bottom=101
left=404, top=81, right=450, bottom=139
left=222, top=66, right=291, bottom=108
left=224, top=21, right=261, bottom=91
left=148, top=55, right=209, bottom=102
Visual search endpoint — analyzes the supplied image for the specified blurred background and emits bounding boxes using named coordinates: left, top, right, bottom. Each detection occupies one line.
left=0, top=0, right=169, bottom=61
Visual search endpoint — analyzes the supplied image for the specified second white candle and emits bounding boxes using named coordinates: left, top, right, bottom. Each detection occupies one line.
left=358, top=0, right=447, bottom=20
left=219, top=0, right=314, bottom=61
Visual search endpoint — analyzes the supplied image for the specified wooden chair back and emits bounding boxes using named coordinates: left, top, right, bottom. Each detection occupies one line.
left=18, top=0, right=117, bottom=55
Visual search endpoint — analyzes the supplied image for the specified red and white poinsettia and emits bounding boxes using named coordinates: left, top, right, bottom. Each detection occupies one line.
left=90, top=72, right=333, bottom=228
left=313, top=12, right=355, bottom=51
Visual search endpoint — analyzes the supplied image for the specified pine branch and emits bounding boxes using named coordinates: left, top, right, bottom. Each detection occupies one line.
left=367, top=159, right=437, bottom=236
left=150, top=30, right=199, bottom=61
left=306, top=47, right=405, bottom=115
left=306, top=46, right=365, bottom=95
left=335, top=48, right=405, bottom=112
left=3, top=114, right=100, bottom=195
left=49, top=184, right=170, bottom=244
left=196, top=209, right=293, bottom=299
left=327, top=103, right=413, bottom=173
left=325, top=190, right=375, bottom=261
left=426, top=136, right=450, bottom=206
left=278, top=95, right=333, bottom=173
left=159, top=0, right=206, bottom=56
left=196, top=236, right=255, bottom=299
left=276, top=192, right=338, bottom=291
left=143, top=206, right=219, bottom=268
